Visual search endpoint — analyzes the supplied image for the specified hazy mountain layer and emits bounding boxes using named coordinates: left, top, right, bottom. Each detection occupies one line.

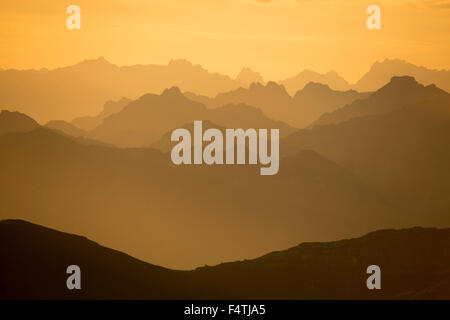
left=71, top=97, right=132, bottom=131
left=355, top=59, right=450, bottom=92
left=313, top=76, right=449, bottom=127
left=0, top=110, right=40, bottom=136
left=187, top=82, right=369, bottom=128
left=0, top=127, right=399, bottom=269
left=0, top=58, right=241, bottom=123
left=284, top=78, right=450, bottom=223
left=235, top=67, right=265, bottom=87
left=88, top=87, right=296, bottom=147
left=45, top=120, right=87, bottom=137
left=280, top=69, right=351, bottom=95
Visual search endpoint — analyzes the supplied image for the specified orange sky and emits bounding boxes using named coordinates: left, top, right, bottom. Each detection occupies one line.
left=0, top=0, right=449, bottom=82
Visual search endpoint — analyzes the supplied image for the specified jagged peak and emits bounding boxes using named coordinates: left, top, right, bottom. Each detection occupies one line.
left=387, top=75, right=420, bottom=88
left=162, top=86, right=183, bottom=97
left=77, top=56, right=114, bottom=66
left=236, top=67, right=264, bottom=81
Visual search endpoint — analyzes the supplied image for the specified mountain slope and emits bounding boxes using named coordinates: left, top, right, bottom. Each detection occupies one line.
left=0, top=219, right=188, bottom=299
left=45, top=120, right=87, bottom=137
left=71, top=97, right=132, bottom=131
left=0, top=109, right=40, bottom=136
left=2, top=219, right=450, bottom=299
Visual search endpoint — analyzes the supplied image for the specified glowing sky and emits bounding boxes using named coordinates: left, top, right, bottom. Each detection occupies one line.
left=1, top=0, right=449, bottom=82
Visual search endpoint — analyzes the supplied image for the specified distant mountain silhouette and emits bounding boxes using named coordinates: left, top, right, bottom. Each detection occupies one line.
left=45, top=120, right=86, bottom=137
left=283, top=78, right=450, bottom=223
left=213, top=82, right=293, bottom=122
left=186, top=81, right=369, bottom=128
left=293, top=82, right=371, bottom=128
left=207, top=103, right=295, bottom=136
left=2, top=57, right=448, bottom=124
left=280, top=69, right=351, bottom=95
left=71, top=97, right=131, bottom=131
left=235, top=67, right=265, bottom=87
left=88, top=87, right=206, bottom=147
left=88, top=87, right=296, bottom=147
left=354, top=59, right=450, bottom=92
left=0, top=109, right=40, bottom=136
left=313, top=76, right=449, bottom=127
left=0, top=58, right=241, bottom=122
left=2, top=219, right=450, bottom=299
left=0, top=126, right=399, bottom=269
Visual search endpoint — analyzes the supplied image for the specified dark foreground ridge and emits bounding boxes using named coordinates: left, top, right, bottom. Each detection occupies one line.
left=1, top=219, right=450, bottom=299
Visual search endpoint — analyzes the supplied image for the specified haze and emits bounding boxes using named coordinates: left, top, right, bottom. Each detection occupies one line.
left=1, top=0, right=449, bottom=82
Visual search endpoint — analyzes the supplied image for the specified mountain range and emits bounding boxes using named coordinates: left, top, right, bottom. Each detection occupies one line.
left=280, top=69, right=351, bottom=95
left=235, top=67, right=265, bottom=87
left=0, top=120, right=400, bottom=269
left=0, top=58, right=240, bottom=122
left=2, top=57, right=449, bottom=124
left=87, top=87, right=296, bottom=147
left=2, top=219, right=450, bottom=299
left=283, top=76, right=450, bottom=225
left=1, top=58, right=450, bottom=285
left=313, top=75, right=449, bottom=126
left=186, top=81, right=370, bottom=128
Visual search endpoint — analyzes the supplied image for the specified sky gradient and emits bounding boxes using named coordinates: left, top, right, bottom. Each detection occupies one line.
left=1, top=0, right=449, bottom=82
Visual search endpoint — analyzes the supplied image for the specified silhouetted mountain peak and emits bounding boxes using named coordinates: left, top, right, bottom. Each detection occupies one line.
left=249, top=82, right=264, bottom=90
left=236, top=67, right=264, bottom=86
left=373, top=75, right=440, bottom=98
left=266, top=81, right=286, bottom=90
left=247, top=81, right=289, bottom=96
left=75, top=56, right=115, bottom=68
left=167, top=59, right=203, bottom=71
left=0, top=109, right=37, bottom=122
left=326, top=70, right=340, bottom=77
left=162, top=86, right=183, bottom=98
left=388, top=75, right=419, bottom=87
left=371, top=58, right=407, bottom=69
left=280, top=68, right=351, bottom=94
left=0, top=109, right=40, bottom=136
left=102, top=97, right=131, bottom=115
